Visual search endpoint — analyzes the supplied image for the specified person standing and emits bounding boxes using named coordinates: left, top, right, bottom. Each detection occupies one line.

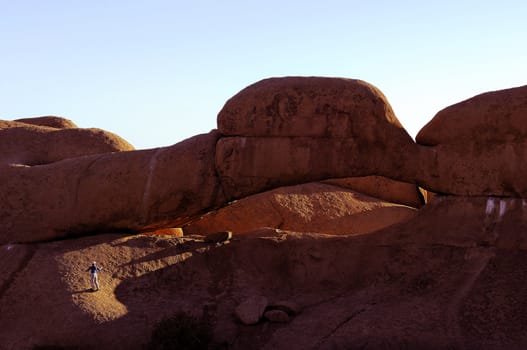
left=86, top=261, right=103, bottom=291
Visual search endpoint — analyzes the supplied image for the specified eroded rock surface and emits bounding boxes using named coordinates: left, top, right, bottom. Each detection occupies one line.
left=416, top=84, right=527, bottom=197
left=218, top=77, right=408, bottom=139
left=417, top=85, right=527, bottom=146
left=234, top=295, right=269, bottom=325
left=1, top=78, right=419, bottom=243
left=323, top=175, right=425, bottom=208
left=0, top=118, right=134, bottom=166
left=2, top=197, right=527, bottom=349
left=0, top=131, right=225, bottom=243
left=14, top=115, right=78, bottom=129
left=5, top=80, right=527, bottom=246
left=3, top=78, right=527, bottom=350
left=184, top=181, right=417, bottom=236
left=216, top=77, right=417, bottom=199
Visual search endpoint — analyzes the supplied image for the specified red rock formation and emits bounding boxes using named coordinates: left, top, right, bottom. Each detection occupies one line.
left=183, top=181, right=417, bottom=236
left=3, top=78, right=527, bottom=350
left=323, top=175, right=425, bottom=208
left=216, top=77, right=418, bottom=199
left=1, top=78, right=420, bottom=243
left=2, top=196, right=527, bottom=349
left=416, top=84, right=527, bottom=196
left=0, top=119, right=134, bottom=165
left=234, top=295, right=268, bottom=325
left=0, top=131, right=225, bottom=243
left=417, top=85, right=527, bottom=146
left=218, top=77, right=406, bottom=139
left=14, top=115, right=78, bottom=129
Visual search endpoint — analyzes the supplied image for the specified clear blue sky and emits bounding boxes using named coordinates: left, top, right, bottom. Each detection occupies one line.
left=2, top=0, right=526, bottom=149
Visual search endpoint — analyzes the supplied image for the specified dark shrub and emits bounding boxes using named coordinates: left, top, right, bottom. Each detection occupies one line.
left=146, top=311, right=212, bottom=350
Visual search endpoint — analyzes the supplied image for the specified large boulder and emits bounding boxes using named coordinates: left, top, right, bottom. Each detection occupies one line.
left=234, top=295, right=268, bottom=325
left=183, top=181, right=417, bottom=236
left=218, top=77, right=408, bottom=139
left=417, top=85, right=527, bottom=146
left=216, top=77, right=418, bottom=200
left=0, top=119, right=134, bottom=165
left=416, top=85, right=527, bottom=196
left=0, top=131, right=226, bottom=243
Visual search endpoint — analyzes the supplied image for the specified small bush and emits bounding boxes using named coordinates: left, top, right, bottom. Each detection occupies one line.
left=146, top=311, right=212, bottom=350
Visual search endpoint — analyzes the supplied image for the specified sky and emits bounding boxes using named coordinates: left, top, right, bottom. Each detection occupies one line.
left=2, top=0, right=526, bottom=150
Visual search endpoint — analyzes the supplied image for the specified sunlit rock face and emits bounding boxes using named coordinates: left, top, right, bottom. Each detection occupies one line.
left=216, top=77, right=418, bottom=199
left=183, top=181, right=417, bottom=237
left=0, top=117, right=134, bottom=166
left=415, top=85, right=527, bottom=197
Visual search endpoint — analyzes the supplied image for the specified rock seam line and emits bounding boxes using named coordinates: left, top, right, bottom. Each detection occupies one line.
left=0, top=244, right=37, bottom=301
left=314, top=307, right=367, bottom=349
left=141, top=148, right=164, bottom=225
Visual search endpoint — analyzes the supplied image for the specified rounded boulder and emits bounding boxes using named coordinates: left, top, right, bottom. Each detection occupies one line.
left=415, top=85, right=527, bottom=196
left=0, top=119, right=134, bottom=166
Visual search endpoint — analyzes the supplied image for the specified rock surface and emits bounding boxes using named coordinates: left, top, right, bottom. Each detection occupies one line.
left=14, top=115, right=78, bottom=129
left=234, top=295, right=269, bottom=325
left=0, top=131, right=225, bottom=243
left=2, top=197, right=527, bottom=349
left=218, top=77, right=407, bottom=138
left=268, top=300, right=302, bottom=316
left=264, top=310, right=290, bottom=323
left=0, top=78, right=420, bottom=243
left=3, top=78, right=527, bottom=350
left=216, top=77, right=418, bottom=199
left=416, top=85, right=527, bottom=146
left=0, top=119, right=134, bottom=166
left=323, top=175, right=425, bottom=208
left=184, top=182, right=417, bottom=236
left=415, top=84, right=527, bottom=197
left=4, top=80, right=527, bottom=242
